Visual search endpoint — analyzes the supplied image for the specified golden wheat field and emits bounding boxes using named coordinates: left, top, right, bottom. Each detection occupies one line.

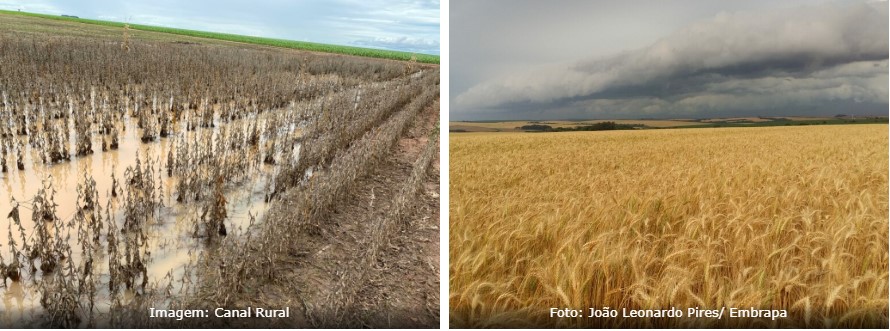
left=450, top=124, right=889, bottom=328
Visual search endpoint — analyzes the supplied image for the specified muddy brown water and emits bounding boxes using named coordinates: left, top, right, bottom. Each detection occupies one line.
left=0, top=110, right=299, bottom=325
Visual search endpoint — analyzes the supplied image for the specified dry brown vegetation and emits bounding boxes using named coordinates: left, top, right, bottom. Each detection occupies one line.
left=174, top=86, right=441, bottom=329
left=0, top=22, right=439, bottom=328
left=450, top=125, right=888, bottom=328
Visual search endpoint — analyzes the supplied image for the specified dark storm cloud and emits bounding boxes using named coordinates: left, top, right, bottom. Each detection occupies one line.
left=452, top=1, right=887, bottom=120
left=0, top=0, right=440, bottom=55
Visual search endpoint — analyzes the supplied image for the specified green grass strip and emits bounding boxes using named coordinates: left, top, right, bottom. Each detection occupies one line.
left=0, top=9, right=439, bottom=64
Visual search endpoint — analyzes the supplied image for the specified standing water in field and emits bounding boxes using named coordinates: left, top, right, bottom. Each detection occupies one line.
left=0, top=99, right=302, bottom=325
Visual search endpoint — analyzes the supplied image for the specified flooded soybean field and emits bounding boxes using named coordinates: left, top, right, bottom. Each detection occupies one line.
left=1, top=101, right=292, bottom=322
left=0, top=28, right=440, bottom=328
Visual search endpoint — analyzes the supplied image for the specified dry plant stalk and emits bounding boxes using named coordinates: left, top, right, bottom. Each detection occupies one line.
left=122, top=24, right=131, bottom=53
left=322, top=120, right=439, bottom=326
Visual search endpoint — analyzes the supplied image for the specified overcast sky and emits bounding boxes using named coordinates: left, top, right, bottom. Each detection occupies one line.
left=0, top=0, right=439, bottom=55
left=451, top=0, right=888, bottom=120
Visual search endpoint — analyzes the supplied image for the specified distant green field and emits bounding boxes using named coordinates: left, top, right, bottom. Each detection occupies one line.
left=0, top=10, right=439, bottom=64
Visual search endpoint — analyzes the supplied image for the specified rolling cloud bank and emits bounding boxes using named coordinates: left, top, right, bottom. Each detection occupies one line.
left=455, top=2, right=888, bottom=119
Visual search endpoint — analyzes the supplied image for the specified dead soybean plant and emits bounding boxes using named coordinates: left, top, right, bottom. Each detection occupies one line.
left=322, top=121, right=439, bottom=326
left=76, top=172, right=104, bottom=247
left=30, top=179, right=62, bottom=274
left=72, top=172, right=104, bottom=324
left=298, top=83, right=437, bottom=233
left=274, top=77, right=423, bottom=194
left=121, top=154, right=163, bottom=232
left=6, top=179, right=88, bottom=327
left=74, top=94, right=93, bottom=157
left=1, top=139, right=8, bottom=173
left=33, top=191, right=82, bottom=327
left=213, top=81, right=438, bottom=307
left=196, top=174, right=229, bottom=239
left=38, top=236, right=80, bottom=328
left=0, top=33, right=405, bottom=170
left=5, top=176, right=127, bottom=327
left=107, top=154, right=158, bottom=295
left=109, top=167, right=152, bottom=296
left=184, top=212, right=262, bottom=310
left=3, top=198, right=29, bottom=285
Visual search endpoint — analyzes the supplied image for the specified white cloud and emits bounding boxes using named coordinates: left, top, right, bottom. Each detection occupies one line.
left=0, top=0, right=61, bottom=14
left=352, top=36, right=439, bottom=54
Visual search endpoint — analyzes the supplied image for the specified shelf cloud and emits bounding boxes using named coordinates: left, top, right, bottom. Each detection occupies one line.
left=453, top=1, right=887, bottom=119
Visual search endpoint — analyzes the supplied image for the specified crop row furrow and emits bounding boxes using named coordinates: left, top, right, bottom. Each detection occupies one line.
left=320, top=118, right=439, bottom=326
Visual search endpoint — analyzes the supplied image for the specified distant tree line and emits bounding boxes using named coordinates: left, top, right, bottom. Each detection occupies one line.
left=518, top=121, right=638, bottom=132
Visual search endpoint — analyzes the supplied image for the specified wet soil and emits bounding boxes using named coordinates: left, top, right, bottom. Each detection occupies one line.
left=214, top=99, right=440, bottom=328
